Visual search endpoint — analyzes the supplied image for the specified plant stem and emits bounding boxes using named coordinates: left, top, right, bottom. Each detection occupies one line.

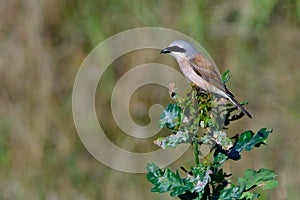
left=193, top=135, right=199, bottom=166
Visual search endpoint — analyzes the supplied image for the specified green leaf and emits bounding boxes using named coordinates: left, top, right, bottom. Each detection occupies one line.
left=237, top=177, right=246, bottom=191
left=188, top=165, right=212, bottom=193
left=146, top=163, right=216, bottom=198
left=249, top=128, right=272, bottom=149
left=219, top=184, right=242, bottom=200
left=238, top=128, right=272, bottom=151
left=218, top=169, right=277, bottom=200
left=228, top=128, right=272, bottom=160
left=243, top=168, right=278, bottom=190
left=234, top=130, right=254, bottom=152
left=179, top=90, right=200, bottom=134
left=213, top=152, right=228, bottom=167
left=202, top=131, right=233, bottom=151
left=260, top=179, right=278, bottom=190
left=159, top=103, right=182, bottom=130
left=240, top=192, right=260, bottom=200
left=146, top=163, right=189, bottom=196
left=222, top=69, right=231, bottom=84
left=153, top=130, right=190, bottom=149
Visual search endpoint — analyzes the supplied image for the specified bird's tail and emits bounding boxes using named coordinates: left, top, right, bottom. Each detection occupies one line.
left=227, top=95, right=252, bottom=118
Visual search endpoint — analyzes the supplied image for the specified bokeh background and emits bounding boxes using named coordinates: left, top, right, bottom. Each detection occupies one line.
left=1, top=0, right=299, bottom=199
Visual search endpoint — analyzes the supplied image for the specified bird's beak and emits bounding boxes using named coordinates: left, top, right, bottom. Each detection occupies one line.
left=160, top=48, right=171, bottom=54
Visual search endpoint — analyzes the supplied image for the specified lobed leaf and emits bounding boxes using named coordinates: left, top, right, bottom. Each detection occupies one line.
left=153, top=130, right=190, bottom=149
left=146, top=163, right=189, bottom=196
left=146, top=163, right=215, bottom=198
left=218, top=184, right=242, bottom=200
left=240, top=192, right=260, bottom=200
left=188, top=165, right=212, bottom=193
left=243, top=168, right=278, bottom=190
left=159, top=103, right=182, bottom=130
left=227, top=128, right=272, bottom=161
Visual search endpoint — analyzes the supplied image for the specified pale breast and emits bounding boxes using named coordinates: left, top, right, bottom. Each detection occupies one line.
left=175, top=58, right=229, bottom=98
left=176, top=58, right=209, bottom=91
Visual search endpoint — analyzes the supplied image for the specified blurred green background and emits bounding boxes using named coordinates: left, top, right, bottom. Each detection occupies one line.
left=1, top=0, right=299, bottom=199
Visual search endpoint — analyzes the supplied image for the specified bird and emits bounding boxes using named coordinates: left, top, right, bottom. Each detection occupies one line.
left=160, top=40, right=252, bottom=118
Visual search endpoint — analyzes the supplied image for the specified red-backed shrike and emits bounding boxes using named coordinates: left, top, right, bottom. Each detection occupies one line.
left=161, top=40, right=252, bottom=118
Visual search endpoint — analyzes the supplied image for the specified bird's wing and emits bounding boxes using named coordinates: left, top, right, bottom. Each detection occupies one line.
left=189, top=54, right=226, bottom=93
left=189, top=54, right=252, bottom=118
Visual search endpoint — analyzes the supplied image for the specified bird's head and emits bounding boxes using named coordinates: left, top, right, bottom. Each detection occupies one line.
left=160, top=40, right=199, bottom=60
